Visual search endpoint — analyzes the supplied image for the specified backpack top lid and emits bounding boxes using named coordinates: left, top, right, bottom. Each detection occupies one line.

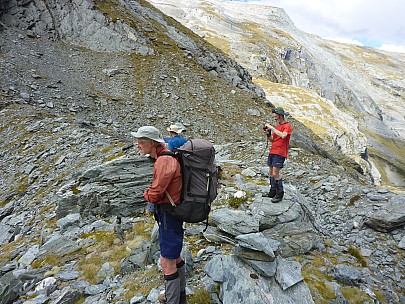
left=176, top=139, right=215, bottom=164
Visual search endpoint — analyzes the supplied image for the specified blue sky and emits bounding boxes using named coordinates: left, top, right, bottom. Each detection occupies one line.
left=226, top=0, right=405, bottom=53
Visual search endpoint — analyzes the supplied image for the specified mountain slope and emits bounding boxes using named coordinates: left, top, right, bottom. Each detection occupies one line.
left=147, top=0, right=405, bottom=190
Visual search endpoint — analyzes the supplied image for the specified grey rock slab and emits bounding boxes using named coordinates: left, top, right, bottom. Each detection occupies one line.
left=262, top=222, right=319, bottom=257
left=23, top=294, right=49, bottom=304
left=50, top=286, right=82, bottom=304
left=234, top=245, right=275, bottom=262
left=333, top=264, right=362, bottom=286
left=241, top=258, right=277, bottom=278
left=275, top=257, right=304, bottom=290
left=365, top=200, right=405, bottom=232
left=235, top=232, right=280, bottom=257
left=84, top=284, right=107, bottom=296
left=0, top=223, right=16, bottom=245
left=120, top=240, right=152, bottom=275
left=56, top=213, right=81, bottom=230
left=202, top=226, right=236, bottom=245
left=19, top=245, right=40, bottom=266
left=56, top=271, right=81, bottom=281
left=204, top=255, right=313, bottom=304
left=250, top=198, right=302, bottom=230
left=398, top=234, right=405, bottom=250
left=0, top=271, right=23, bottom=304
left=0, top=201, right=14, bottom=221
left=37, top=234, right=81, bottom=259
left=209, top=208, right=259, bottom=236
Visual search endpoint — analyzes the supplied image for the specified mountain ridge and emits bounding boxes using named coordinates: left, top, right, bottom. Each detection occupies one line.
left=147, top=0, right=405, bottom=190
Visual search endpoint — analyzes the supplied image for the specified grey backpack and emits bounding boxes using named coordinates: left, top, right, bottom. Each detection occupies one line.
left=161, top=139, right=218, bottom=224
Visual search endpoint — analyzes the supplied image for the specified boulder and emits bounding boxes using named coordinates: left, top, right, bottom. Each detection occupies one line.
left=365, top=199, right=405, bottom=232
left=56, top=156, right=154, bottom=218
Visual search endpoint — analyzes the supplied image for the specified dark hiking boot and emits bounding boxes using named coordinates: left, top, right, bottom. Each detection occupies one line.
left=271, top=193, right=284, bottom=203
left=271, top=179, right=284, bottom=203
left=263, top=189, right=276, bottom=198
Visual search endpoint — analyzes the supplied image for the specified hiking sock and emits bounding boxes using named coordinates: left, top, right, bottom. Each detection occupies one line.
left=177, top=260, right=187, bottom=304
left=271, top=179, right=284, bottom=203
left=163, top=272, right=181, bottom=304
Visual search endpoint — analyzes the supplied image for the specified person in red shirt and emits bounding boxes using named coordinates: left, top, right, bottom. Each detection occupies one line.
left=131, top=126, right=187, bottom=304
left=263, top=107, right=293, bottom=203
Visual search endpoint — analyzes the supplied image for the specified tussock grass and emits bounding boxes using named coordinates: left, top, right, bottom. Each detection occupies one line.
left=340, top=287, right=372, bottom=303
left=188, top=288, right=213, bottom=304
left=123, top=266, right=162, bottom=300
left=77, top=229, right=147, bottom=284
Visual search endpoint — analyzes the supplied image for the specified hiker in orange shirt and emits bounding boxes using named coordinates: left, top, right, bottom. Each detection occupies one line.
left=263, top=107, right=293, bottom=203
left=131, top=126, right=187, bottom=304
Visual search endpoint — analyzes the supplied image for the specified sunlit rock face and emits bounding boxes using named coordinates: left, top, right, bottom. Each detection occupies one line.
left=148, top=0, right=405, bottom=189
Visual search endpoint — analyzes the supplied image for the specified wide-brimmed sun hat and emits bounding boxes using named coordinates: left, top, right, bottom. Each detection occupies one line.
left=166, top=123, right=186, bottom=134
left=272, top=107, right=289, bottom=116
left=130, top=126, right=165, bottom=143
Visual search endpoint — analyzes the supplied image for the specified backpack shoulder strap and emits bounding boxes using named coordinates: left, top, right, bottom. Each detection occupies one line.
left=157, top=151, right=175, bottom=157
left=158, top=151, right=178, bottom=208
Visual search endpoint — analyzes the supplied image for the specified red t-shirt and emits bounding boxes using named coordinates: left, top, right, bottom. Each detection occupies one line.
left=269, top=122, right=293, bottom=158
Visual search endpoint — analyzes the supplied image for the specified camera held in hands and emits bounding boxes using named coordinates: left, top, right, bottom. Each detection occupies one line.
left=263, top=124, right=271, bottom=135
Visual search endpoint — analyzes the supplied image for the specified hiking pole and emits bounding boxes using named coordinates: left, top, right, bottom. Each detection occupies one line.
left=261, top=137, right=269, bottom=158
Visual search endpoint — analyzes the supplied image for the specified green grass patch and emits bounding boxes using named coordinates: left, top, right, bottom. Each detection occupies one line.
left=77, top=230, right=143, bottom=284
left=347, top=246, right=368, bottom=267
left=32, top=254, right=64, bottom=269
left=228, top=196, right=248, bottom=209
left=132, top=220, right=154, bottom=239
left=123, top=266, right=162, bottom=300
left=188, top=288, right=214, bottom=304
left=340, top=287, right=372, bottom=303
left=348, top=195, right=361, bottom=206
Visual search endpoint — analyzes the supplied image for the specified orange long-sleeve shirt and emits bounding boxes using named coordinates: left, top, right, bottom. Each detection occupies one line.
left=144, top=146, right=182, bottom=205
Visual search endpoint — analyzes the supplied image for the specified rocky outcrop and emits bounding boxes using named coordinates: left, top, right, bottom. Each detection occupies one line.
left=0, top=0, right=264, bottom=98
left=365, top=197, right=405, bottom=232
left=204, top=255, right=313, bottom=304
left=56, top=156, right=154, bottom=218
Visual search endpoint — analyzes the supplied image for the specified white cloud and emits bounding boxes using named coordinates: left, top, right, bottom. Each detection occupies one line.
left=241, top=0, right=405, bottom=53
left=379, top=44, right=405, bottom=54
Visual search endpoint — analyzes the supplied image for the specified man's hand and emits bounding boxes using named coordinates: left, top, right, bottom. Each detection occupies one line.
left=264, top=123, right=274, bottom=130
left=145, top=202, right=155, bottom=216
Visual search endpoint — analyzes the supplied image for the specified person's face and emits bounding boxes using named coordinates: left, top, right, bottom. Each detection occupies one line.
left=136, top=138, right=153, bottom=156
left=273, top=113, right=280, bottom=122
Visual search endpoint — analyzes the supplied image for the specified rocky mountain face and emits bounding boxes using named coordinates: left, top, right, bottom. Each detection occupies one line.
left=147, top=0, right=405, bottom=190
left=1, top=1, right=404, bottom=304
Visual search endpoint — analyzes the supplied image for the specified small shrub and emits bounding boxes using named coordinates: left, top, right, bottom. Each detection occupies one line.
left=188, top=288, right=213, bottom=304
left=323, top=239, right=333, bottom=248
left=348, top=246, right=368, bottom=267
left=348, top=195, right=361, bottom=206
left=228, top=196, right=247, bottom=209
